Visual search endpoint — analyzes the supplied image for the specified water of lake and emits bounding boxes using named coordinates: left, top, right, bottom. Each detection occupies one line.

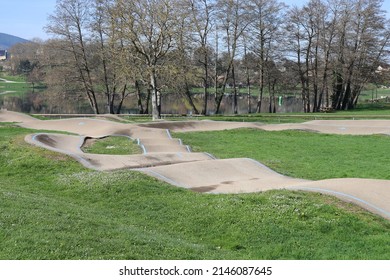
left=0, top=89, right=304, bottom=115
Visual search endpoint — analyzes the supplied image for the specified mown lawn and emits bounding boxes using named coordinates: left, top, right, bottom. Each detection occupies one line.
left=0, top=124, right=389, bottom=260
left=174, top=129, right=390, bottom=181
left=81, top=136, right=142, bottom=155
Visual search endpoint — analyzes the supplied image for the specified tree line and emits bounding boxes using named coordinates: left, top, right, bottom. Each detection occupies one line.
left=7, top=0, right=390, bottom=118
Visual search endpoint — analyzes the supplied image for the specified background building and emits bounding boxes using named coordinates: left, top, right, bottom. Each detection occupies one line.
left=0, top=50, right=7, bottom=61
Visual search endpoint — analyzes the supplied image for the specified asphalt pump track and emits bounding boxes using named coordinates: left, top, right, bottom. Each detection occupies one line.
left=1, top=109, right=389, bottom=220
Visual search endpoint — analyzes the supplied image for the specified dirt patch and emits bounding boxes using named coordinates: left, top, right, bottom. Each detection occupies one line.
left=221, top=181, right=234, bottom=185
left=35, top=134, right=57, bottom=148
left=190, top=186, right=218, bottom=193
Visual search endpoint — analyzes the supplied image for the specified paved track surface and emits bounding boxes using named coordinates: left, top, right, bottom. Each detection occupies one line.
left=1, top=109, right=389, bottom=220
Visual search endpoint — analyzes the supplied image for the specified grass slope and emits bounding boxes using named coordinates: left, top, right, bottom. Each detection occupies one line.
left=0, top=124, right=389, bottom=260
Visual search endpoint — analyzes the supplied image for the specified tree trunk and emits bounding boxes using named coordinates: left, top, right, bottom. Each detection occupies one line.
left=247, top=75, right=251, bottom=114
left=184, top=81, right=200, bottom=115
left=109, top=85, right=115, bottom=114
left=215, top=91, right=224, bottom=115
left=116, top=84, right=127, bottom=114
left=202, top=53, right=209, bottom=115
left=341, top=81, right=352, bottom=110
left=145, top=88, right=151, bottom=114
left=215, top=68, right=230, bottom=114
left=256, top=64, right=264, bottom=113
left=232, top=64, right=238, bottom=114
left=135, top=80, right=144, bottom=114
left=202, top=84, right=208, bottom=115
left=256, top=90, right=263, bottom=114
left=150, top=71, right=161, bottom=120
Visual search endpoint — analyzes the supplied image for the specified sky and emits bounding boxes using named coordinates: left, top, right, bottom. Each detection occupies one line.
left=0, top=0, right=390, bottom=40
left=1, top=0, right=57, bottom=40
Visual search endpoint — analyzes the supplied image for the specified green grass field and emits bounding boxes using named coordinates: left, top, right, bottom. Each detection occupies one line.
left=174, top=129, right=390, bottom=180
left=0, top=73, right=46, bottom=97
left=0, top=74, right=29, bottom=95
left=81, top=136, right=142, bottom=155
left=0, top=74, right=27, bottom=83
left=360, top=87, right=390, bottom=101
left=0, top=123, right=389, bottom=260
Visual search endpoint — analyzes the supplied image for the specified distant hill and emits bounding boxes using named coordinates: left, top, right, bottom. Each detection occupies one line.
left=0, top=33, right=29, bottom=50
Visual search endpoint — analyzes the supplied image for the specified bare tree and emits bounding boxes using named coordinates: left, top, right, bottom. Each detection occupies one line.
left=333, top=0, right=390, bottom=110
left=46, top=0, right=100, bottom=114
left=91, top=0, right=127, bottom=114
left=167, top=11, right=201, bottom=115
left=285, top=0, right=390, bottom=112
left=215, top=0, right=250, bottom=114
left=315, top=0, right=338, bottom=110
left=187, top=0, right=214, bottom=115
left=241, top=39, right=258, bottom=113
left=41, top=0, right=390, bottom=116
left=114, top=0, right=178, bottom=120
left=286, top=4, right=317, bottom=113
left=246, top=0, right=286, bottom=113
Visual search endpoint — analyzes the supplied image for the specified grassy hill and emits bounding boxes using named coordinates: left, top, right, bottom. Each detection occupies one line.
left=0, top=32, right=29, bottom=49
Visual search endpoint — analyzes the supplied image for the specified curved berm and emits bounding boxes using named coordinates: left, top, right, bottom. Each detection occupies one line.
left=25, top=132, right=213, bottom=171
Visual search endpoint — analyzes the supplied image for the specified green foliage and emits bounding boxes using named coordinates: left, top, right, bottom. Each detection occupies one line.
left=16, top=60, right=36, bottom=75
left=360, top=87, right=390, bottom=101
left=341, top=103, right=390, bottom=115
left=0, top=124, right=389, bottom=260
